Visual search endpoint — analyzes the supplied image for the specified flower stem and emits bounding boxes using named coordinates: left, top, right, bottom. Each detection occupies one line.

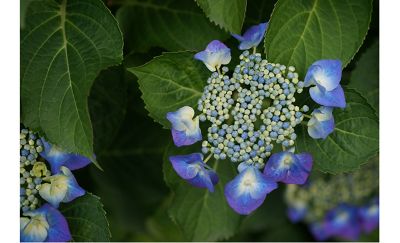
left=204, top=153, right=213, bottom=163
left=303, top=114, right=312, bottom=119
left=253, top=47, right=257, bottom=54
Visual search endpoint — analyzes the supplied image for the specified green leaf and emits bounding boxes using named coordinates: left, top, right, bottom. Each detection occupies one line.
left=116, top=0, right=229, bottom=53
left=296, top=90, right=379, bottom=173
left=195, top=0, right=247, bottom=34
left=347, top=40, right=379, bottom=113
left=59, top=193, right=111, bottom=241
left=128, top=51, right=208, bottom=128
left=163, top=143, right=241, bottom=241
left=21, top=0, right=123, bottom=159
left=264, top=0, right=373, bottom=77
left=245, top=0, right=276, bottom=25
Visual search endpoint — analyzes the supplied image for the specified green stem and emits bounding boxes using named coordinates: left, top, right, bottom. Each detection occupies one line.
left=303, top=114, right=312, bottom=119
left=204, top=153, right=213, bottom=163
left=253, top=47, right=257, bottom=54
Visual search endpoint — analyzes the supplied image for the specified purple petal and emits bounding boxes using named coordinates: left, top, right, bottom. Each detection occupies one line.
left=224, top=167, right=277, bottom=215
left=309, top=84, right=346, bottom=108
left=325, top=204, right=361, bottom=240
left=309, top=222, right=331, bottom=241
left=188, top=169, right=219, bottom=192
left=60, top=167, right=85, bottom=203
left=169, top=153, right=203, bottom=179
left=359, top=199, right=379, bottom=233
left=307, top=106, right=335, bottom=139
left=288, top=204, right=307, bottom=223
left=194, top=40, right=231, bottom=71
left=305, top=60, right=342, bottom=91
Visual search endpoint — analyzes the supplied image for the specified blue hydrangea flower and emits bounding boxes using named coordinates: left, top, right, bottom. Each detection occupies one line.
left=325, top=204, right=361, bottom=240
left=358, top=198, right=379, bottom=233
left=288, top=201, right=308, bottom=223
left=232, top=22, right=268, bottom=50
left=40, top=138, right=91, bottom=174
left=194, top=40, right=231, bottom=72
left=224, top=167, right=277, bottom=215
left=39, top=166, right=85, bottom=208
left=304, top=60, right=346, bottom=108
left=309, top=222, right=331, bottom=241
left=263, top=151, right=313, bottom=184
left=169, top=153, right=218, bottom=192
left=307, top=106, right=335, bottom=139
left=166, top=106, right=202, bottom=147
left=20, top=204, right=71, bottom=242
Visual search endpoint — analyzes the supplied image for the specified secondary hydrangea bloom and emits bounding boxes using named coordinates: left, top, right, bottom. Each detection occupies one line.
left=232, top=22, right=268, bottom=50
left=194, top=40, right=231, bottom=72
left=263, top=151, right=313, bottom=184
left=40, top=138, right=91, bottom=174
left=305, top=60, right=346, bottom=108
left=307, top=106, right=335, bottom=139
left=169, top=153, right=218, bottom=192
left=288, top=201, right=308, bottom=223
left=359, top=198, right=379, bottom=233
left=166, top=106, right=202, bottom=147
left=20, top=128, right=90, bottom=242
left=20, top=204, right=71, bottom=242
left=224, top=167, right=277, bottom=215
left=325, top=204, right=361, bottom=240
left=309, top=222, right=330, bottom=241
left=39, top=166, right=85, bottom=208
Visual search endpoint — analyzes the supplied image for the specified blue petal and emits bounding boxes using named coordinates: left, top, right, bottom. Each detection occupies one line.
left=233, top=22, right=268, bottom=50
left=264, top=152, right=312, bottom=184
left=309, top=83, right=346, bottom=108
left=41, top=204, right=72, bottom=242
left=188, top=169, right=219, bottom=192
left=40, top=138, right=91, bottom=174
left=169, top=153, right=203, bottom=179
left=166, top=106, right=202, bottom=147
left=224, top=167, right=277, bottom=215
left=307, top=106, right=335, bottom=139
left=358, top=199, right=379, bottom=233
left=304, top=60, right=342, bottom=91
left=194, top=40, right=231, bottom=71
left=309, top=222, right=331, bottom=241
left=325, top=204, right=361, bottom=240
left=60, top=167, right=85, bottom=203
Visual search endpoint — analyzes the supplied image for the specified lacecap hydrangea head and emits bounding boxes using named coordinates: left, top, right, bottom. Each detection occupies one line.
left=165, top=22, right=351, bottom=215
left=20, top=127, right=91, bottom=242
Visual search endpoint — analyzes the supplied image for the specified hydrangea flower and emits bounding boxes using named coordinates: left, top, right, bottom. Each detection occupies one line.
left=232, top=22, right=268, bottom=50
left=20, top=204, right=71, bottom=242
left=40, top=138, right=91, bottom=174
left=359, top=198, right=379, bottom=233
left=39, top=166, right=85, bottom=208
left=325, top=204, right=361, bottom=240
left=304, top=60, right=346, bottom=108
left=263, top=151, right=313, bottom=184
left=166, top=106, right=202, bottom=147
left=224, top=167, right=277, bottom=215
left=307, top=106, right=335, bottom=139
left=169, top=153, right=218, bottom=192
left=194, top=40, right=231, bottom=72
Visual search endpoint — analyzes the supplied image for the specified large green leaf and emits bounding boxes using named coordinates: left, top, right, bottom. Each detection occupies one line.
left=163, top=144, right=241, bottom=241
left=128, top=51, right=208, bottom=128
left=116, top=0, right=228, bottom=53
left=195, top=0, right=247, bottom=34
left=264, top=0, right=373, bottom=77
left=21, top=0, right=123, bottom=159
left=296, top=90, right=379, bottom=173
left=59, top=193, right=111, bottom=241
left=347, top=40, right=379, bottom=113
